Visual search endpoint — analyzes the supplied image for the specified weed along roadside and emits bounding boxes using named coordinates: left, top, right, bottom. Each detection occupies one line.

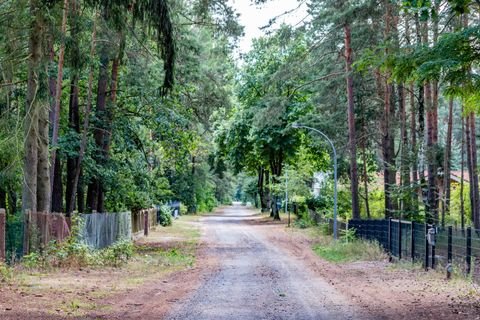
left=0, top=212, right=202, bottom=319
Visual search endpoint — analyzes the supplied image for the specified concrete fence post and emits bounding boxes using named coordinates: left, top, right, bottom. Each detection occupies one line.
left=0, top=209, right=5, bottom=262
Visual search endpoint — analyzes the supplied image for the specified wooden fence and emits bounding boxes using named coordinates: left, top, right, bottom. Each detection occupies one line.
left=1, top=207, right=161, bottom=260
left=131, top=208, right=158, bottom=237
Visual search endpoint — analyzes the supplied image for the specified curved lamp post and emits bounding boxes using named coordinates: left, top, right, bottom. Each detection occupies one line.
left=292, top=123, right=338, bottom=240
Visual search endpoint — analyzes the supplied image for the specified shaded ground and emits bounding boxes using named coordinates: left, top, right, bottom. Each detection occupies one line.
left=1, top=204, right=479, bottom=319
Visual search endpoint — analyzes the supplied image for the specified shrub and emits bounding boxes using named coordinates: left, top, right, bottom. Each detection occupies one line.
left=97, top=240, right=134, bottom=267
left=0, top=262, right=12, bottom=282
left=158, top=204, right=173, bottom=226
left=180, top=203, right=188, bottom=215
left=22, top=252, right=42, bottom=269
left=340, top=227, right=356, bottom=243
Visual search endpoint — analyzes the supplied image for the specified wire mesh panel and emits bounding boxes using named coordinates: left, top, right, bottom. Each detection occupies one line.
left=4, top=213, right=23, bottom=262
left=349, top=219, right=389, bottom=250
left=80, top=212, right=132, bottom=249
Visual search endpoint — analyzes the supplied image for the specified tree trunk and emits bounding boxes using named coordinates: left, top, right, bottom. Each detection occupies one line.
left=258, top=167, right=268, bottom=212
left=460, top=111, right=465, bottom=230
left=86, top=51, right=109, bottom=212
left=409, top=83, right=419, bottom=212
left=49, top=0, right=69, bottom=209
left=399, top=83, right=412, bottom=218
left=23, top=0, right=47, bottom=254
left=97, top=54, right=120, bottom=212
left=344, top=24, right=360, bottom=220
left=469, top=114, right=480, bottom=229
left=270, top=155, right=283, bottom=220
left=414, top=12, right=427, bottom=209
left=441, top=98, right=454, bottom=227
left=0, top=189, right=6, bottom=211
left=362, top=144, right=370, bottom=218
left=65, top=76, right=80, bottom=214
left=382, top=0, right=396, bottom=218
left=265, top=170, right=271, bottom=215
left=465, top=113, right=475, bottom=223
left=68, top=10, right=96, bottom=214
left=51, top=157, right=63, bottom=212
left=422, top=15, right=438, bottom=223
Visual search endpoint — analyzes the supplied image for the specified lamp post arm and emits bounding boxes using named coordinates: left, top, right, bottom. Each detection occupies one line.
left=294, top=124, right=338, bottom=240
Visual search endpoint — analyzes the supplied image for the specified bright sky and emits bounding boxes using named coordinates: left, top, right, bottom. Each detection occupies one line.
left=229, top=0, right=309, bottom=54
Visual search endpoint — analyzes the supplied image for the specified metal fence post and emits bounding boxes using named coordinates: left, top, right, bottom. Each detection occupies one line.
left=447, top=226, right=453, bottom=279
left=448, top=226, right=453, bottom=263
left=466, top=227, right=472, bottom=275
left=424, top=223, right=429, bottom=271
left=398, top=219, right=402, bottom=260
left=388, top=218, right=392, bottom=255
left=0, top=209, right=5, bottom=262
left=411, top=222, right=415, bottom=262
left=431, top=225, right=436, bottom=270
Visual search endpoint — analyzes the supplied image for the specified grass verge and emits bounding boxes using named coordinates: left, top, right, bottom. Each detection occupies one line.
left=312, top=238, right=386, bottom=263
left=0, top=215, right=201, bottom=317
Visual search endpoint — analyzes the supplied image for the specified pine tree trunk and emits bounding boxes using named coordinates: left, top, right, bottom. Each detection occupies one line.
left=49, top=0, right=69, bottom=210
left=362, top=144, right=370, bottom=218
left=409, top=83, right=419, bottom=211
left=469, top=114, right=480, bottom=229
left=97, top=55, right=120, bottom=212
left=465, top=114, right=475, bottom=222
left=382, top=1, right=396, bottom=218
left=51, top=157, right=63, bottom=212
left=68, top=6, right=96, bottom=214
left=0, top=189, right=6, bottom=211
left=23, top=0, right=46, bottom=253
left=344, top=24, right=360, bottom=220
left=414, top=12, right=427, bottom=209
left=87, top=52, right=109, bottom=212
left=442, top=98, right=454, bottom=227
left=66, top=76, right=80, bottom=214
left=399, top=84, right=411, bottom=216
left=460, top=112, right=465, bottom=230
left=422, top=15, right=438, bottom=223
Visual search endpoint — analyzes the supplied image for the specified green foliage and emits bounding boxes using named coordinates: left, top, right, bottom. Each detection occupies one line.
left=340, top=227, right=356, bottom=243
left=180, top=203, right=188, bottom=215
left=21, top=238, right=135, bottom=270
left=21, top=218, right=135, bottom=269
left=21, top=252, right=41, bottom=269
left=449, top=182, right=472, bottom=226
left=97, top=240, right=134, bottom=267
left=158, top=204, right=173, bottom=227
left=294, top=216, right=314, bottom=229
left=0, top=262, right=12, bottom=282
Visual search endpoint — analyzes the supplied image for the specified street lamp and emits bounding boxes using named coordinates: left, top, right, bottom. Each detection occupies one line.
left=292, top=123, right=338, bottom=240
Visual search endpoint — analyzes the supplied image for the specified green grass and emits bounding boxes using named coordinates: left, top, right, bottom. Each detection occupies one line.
left=312, top=238, right=387, bottom=263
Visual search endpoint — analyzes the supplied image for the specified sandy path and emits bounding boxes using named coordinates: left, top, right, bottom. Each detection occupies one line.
left=164, top=204, right=370, bottom=320
left=3, top=204, right=478, bottom=319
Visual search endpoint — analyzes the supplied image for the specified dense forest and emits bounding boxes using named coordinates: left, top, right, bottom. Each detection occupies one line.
left=0, top=0, right=480, bottom=255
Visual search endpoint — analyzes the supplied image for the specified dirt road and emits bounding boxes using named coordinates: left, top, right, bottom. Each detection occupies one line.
left=2, top=204, right=478, bottom=319
left=164, top=204, right=369, bottom=320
